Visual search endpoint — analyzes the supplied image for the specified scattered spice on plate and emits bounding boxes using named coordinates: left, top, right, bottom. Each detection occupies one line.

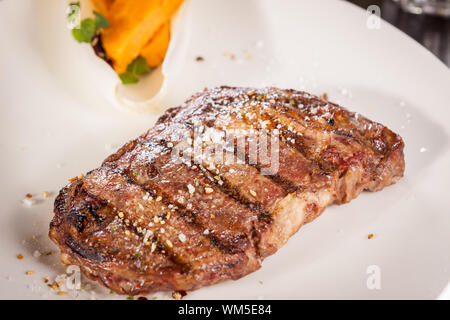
left=196, top=56, right=204, bottom=62
left=368, top=233, right=374, bottom=239
left=320, top=92, right=329, bottom=101
left=57, top=291, right=67, bottom=296
left=17, top=254, right=23, bottom=260
left=42, top=191, right=49, bottom=198
left=172, top=290, right=187, bottom=300
left=25, top=193, right=32, bottom=198
left=49, top=282, right=59, bottom=290
left=25, top=270, right=35, bottom=275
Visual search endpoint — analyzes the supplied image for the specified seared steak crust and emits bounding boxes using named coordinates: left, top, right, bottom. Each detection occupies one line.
left=49, top=87, right=404, bottom=294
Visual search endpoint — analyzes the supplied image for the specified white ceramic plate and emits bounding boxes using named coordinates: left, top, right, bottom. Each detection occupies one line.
left=0, top=0, right=449, bottom=300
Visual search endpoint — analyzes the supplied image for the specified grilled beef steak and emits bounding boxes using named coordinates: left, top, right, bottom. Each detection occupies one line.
left=49, top=87, right=405, bottom=294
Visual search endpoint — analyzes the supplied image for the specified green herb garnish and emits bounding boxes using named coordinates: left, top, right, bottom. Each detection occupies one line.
left=70, top=4, right=110, bottom=43
left=72, top=18, right=96, bottom=43
left=133, top=169, right=139, bottom=177
left=126, top=296, right=135, bottom=300
left=94, top=11, right=110, bottom=29
left=119, top=73, right=139, bottom=85
left=127, top=57, right=151, bottom=75
left=119, top=56, right=153, bottom=85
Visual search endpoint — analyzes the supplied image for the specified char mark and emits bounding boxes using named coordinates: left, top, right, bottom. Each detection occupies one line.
left=198, top=164, right=265, bottom=213
left=65, top=235, right=107, bottom=262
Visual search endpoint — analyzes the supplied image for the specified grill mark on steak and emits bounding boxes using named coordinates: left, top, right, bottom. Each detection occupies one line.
left=244, top=101, right=374, bottom=191
left=65, top=234, right=107, bottom=262
left=49, top=86, right=405, bottom=295
left=217, top=109, right=329, bottom=194
left=103, top=145, right=258, bottom=257
left=197, top=163, right=266, bottom=214
left=81, top=168, right=258, bottom=284
left=102, top=136, right=263, bottom=253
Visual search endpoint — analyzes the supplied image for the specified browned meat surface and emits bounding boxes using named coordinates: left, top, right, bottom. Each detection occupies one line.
left=49, top=87, right=405, bottom=295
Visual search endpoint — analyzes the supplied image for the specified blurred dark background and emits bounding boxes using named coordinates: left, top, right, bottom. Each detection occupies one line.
left=348, top=0, right=450, bottom=66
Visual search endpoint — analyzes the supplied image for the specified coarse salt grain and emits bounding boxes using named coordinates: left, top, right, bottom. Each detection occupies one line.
left=187, top=184, right=195, bottom=194
left=22, top=198, right=36, bottom=207
left=178, top=233, right=186, bottom=243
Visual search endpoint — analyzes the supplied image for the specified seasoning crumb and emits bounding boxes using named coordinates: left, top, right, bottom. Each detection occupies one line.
left=368, top=233, right=374, bottom=239
left=249, top=190, right=257, bottom=197
left=155, top=196, right=162, bottom=202
left=25, top=193, right=32, bottom=198
left=172, top=291, right=182, bottom=300
left=17, top=254, right=23, bottom=260
left=320, top=92, right=329, bottom=101
left=172, top=290, right=187, bottom=300
left=205, top=187, right=214, bottom=194
left=25, top=270, right=35, bottom=275
left=57, top=291, right=67, bottom=296
left=50, top=282, right=59, bottom=290
left=42, top=191, right=49, bottom=198
left=166, top=239, right=173, bottom=248
left=43, top=277, right=49, bottom=283
left=196, top=56, right=204, bottom=62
